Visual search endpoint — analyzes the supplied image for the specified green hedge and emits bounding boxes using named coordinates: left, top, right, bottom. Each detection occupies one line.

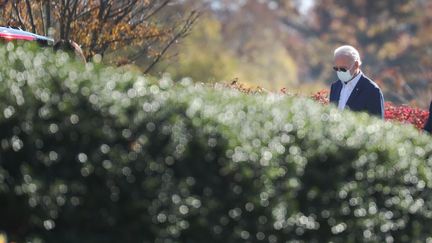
left=1, top=43, right=432, bottom=243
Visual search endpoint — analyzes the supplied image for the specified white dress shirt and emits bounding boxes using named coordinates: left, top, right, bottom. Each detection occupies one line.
left=338, top=72, right=362, bottom=111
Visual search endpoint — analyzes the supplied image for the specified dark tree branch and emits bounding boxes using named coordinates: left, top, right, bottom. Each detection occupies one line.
left=74, top=5, right=100, bottom=20
left=39, top=1, right=45, bottom=35
left=144, top=10, right=199, bottom=73
left=142, top=0, right=171, bottom=21
left=43, top=0, right=51, bottom=35
left=24, top=0, right=36, bottom=33
left=12, top=1, right=25, bottom=29
left=59, top=0, right=70, bottom=38
left=64, top=0, right=80, bottom=40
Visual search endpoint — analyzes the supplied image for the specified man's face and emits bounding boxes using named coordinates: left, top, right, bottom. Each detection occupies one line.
left=334, top=55, right=356, bottom=76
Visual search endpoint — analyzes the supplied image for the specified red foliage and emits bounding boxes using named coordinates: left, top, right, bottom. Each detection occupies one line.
left=311, top=90, right=330, bottom=105
left=384, top=102, right=429, bottom=130
left=310, top=89, right=429, bottom=130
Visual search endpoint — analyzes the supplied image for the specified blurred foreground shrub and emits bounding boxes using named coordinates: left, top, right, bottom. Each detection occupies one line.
left=310, top=90, right=429, bottom=130
left=1, top=44, right=432, bottom=243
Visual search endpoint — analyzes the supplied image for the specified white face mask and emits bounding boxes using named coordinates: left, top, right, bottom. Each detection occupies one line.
left=336, top=62, right=355, bottom=83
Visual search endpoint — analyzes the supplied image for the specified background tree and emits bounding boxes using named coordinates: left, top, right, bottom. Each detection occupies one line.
left=158, top=0, right=301, bottom=90
left=0, top=0, right=199, bottom=73
left=175, top=0, right=432, bottom=106
left=275, top=0, right=432, bottom=106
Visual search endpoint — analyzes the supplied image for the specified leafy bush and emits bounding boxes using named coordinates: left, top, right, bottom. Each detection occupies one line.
left=228, top=84, right=429, bottom=130
left=1, top=44, right=432, bottom=243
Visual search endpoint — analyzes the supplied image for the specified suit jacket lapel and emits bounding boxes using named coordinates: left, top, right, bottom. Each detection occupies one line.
left=346, top=75, right=365, bottom=109
left=331, top=81, right=343, bottom=104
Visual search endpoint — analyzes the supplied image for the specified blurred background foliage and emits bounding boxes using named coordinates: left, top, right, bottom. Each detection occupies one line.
left=160, top=0, right=432, bottom=107
left=3, top=0, right=432, bottom=106
left=157, top=16, right=241, bottom=83
left=157, top=6, right=299, bottom=90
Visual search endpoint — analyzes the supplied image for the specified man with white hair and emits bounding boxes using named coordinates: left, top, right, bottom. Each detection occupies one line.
left=329, top=45, right=384, bottom=118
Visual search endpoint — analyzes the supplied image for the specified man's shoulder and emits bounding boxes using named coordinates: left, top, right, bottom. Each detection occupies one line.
left=330, top=80, right=341, bottom=88
left=360, top=74, right=381, bottom=91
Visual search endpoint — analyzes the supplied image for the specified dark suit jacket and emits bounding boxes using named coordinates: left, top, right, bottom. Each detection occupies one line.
left=330, top=74, right=384, bottom=119
left=424, top=101, right=432, bottom=133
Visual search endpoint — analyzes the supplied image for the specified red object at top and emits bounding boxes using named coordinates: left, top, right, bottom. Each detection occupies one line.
left=0, top=32, right=35, bottom=41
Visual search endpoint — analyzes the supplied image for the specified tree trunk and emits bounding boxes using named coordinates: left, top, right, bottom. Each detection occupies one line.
left=43, top=0, right=51, bottom=36
left=24, top=0, right=36, bottom=33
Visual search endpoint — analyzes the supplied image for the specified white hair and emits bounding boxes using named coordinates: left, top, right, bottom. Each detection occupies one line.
left=334, top=45, right=362, bottom=65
